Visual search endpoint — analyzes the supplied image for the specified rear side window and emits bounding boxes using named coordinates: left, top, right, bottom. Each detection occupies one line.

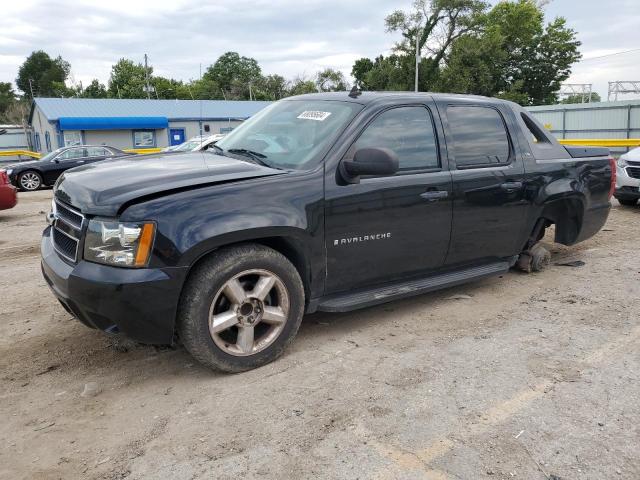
left=57, top=148, right=85, bottom=160
left=87, top=147, right=110, bottom=157
left=520, top=112, right=551, bottom=144
left=352, top=106, right=439, bottom=171
left=447, top=106, right=511, bottom=168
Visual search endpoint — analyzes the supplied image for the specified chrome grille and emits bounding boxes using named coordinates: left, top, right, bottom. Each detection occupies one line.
left=52, top=200, right=84, bottom=262
left=55, top=201, right=84, bottom=228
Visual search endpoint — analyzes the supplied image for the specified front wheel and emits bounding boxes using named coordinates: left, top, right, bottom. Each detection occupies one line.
left=177, top=244, right=305, bottom=372
left=617, top=198, right=638, bottom=207
left=18, top=171, right=43, bottom=191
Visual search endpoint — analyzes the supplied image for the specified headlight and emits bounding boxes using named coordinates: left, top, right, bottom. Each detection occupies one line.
left=5, top=169, right=13, bottom=176
left=84, top=219, right=156, bottom=267
left=617, top=157, right=628, bottom=168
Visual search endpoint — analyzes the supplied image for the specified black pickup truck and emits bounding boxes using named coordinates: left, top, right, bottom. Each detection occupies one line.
left=41, top=92, right=615, bottom=372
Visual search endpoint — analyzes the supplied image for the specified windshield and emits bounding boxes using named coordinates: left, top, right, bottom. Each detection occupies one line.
left=215, top=99, right=363, bottom=170
left=173, top=140, right=202, bottom=152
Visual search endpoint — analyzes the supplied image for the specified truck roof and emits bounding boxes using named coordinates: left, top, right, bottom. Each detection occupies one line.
left=287, top=91, right=512, bottom=106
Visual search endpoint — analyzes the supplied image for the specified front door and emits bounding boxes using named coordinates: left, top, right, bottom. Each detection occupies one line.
left=438, top=101, right=528, bottom=266
left=43, top=147, right=87, bottom=184
left=169, top=128, right=186, bottom=146
left=324, top=103, right=453, bottom=294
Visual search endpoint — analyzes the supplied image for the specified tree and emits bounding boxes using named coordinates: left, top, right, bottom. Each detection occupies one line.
left=561, top=92, right=601, bottom=104
left=385, top=0, right=488, bottom=88
left=436, top=27, right=505, bottom=96
left=16, top=51, right=71, bottom=98
left=108, top=58, right=152, bottom=99
left=189, top=77, right=223, bottom=100
left=520, top=16, right=581, bottom=104
left=355, top=55, right=415, bottom=91
left=351, top=58, right=374, bottom=89
left=204, top=52, right=262, bottom=100
left=0, top=82, right=17, bottom=120
left=254, top=74, right=288, bottom=100
left=438, top=0, right=581, bottom=105
left=316, top=68, right=348, bottom=92
left=81, top=79, right=108, bottom=98
left=152, top=77, right=193, bottom=99
left=288, top=76, right=318, bottom=96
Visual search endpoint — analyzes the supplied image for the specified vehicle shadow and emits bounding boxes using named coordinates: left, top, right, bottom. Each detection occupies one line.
left=3, top=276, right=495, bottom=388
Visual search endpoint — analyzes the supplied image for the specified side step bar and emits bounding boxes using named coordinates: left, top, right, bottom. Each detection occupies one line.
left=316, top=261, right=511, bottom=313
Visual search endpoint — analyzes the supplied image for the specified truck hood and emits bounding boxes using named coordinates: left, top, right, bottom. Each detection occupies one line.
left=54, top=152, right=286, bottom=216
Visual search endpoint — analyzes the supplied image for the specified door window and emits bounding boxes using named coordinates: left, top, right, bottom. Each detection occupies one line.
left=63, top=131, right=82, bottom=146
left=446, top=106, right=511, bottom=168
left=57, top=148, right=85, bottom=160
left=352, top=106, right=439, bottom=172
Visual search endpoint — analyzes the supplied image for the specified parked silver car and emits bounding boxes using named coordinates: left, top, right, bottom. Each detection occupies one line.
left=614, top=147, right=640, bottom=206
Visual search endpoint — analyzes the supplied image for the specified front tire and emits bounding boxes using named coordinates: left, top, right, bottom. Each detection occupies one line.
left=617, top=198, right=638, bottom=207
left=18, top=171, right=43, bottom=191
left=177, top=244, right=305, bottom=372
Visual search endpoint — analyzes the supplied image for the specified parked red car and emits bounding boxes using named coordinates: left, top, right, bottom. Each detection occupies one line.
left=0, top=169, right=17, bottom=210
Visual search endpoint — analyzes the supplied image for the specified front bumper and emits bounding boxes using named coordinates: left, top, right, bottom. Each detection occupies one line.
left=615, top=164, right=640, bottom=199
left=41, top=226, right=189, bottom=344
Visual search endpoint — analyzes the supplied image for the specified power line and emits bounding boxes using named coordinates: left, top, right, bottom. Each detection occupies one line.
left=579, top=48, right=640, bottom=63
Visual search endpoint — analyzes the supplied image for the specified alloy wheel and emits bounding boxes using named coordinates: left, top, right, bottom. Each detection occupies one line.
left=20, top=172, right=41, bottom=191
left=208, top=269, right=290, bottom=356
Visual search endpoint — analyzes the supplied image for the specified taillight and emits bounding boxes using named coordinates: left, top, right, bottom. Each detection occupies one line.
left=608, top=157, right=616, bottom=200
left=0, top=170, right=8, bottom=185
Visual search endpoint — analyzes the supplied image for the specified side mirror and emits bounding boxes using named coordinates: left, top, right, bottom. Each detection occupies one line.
left=341, top=147, right=399, bottom=182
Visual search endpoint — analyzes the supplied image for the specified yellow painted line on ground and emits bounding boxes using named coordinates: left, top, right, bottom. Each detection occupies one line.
left=0, top=150, right=41, bottom=159
left=559, top=138, right=640, bottom=147
left=370, top=324, right=640, bottom=479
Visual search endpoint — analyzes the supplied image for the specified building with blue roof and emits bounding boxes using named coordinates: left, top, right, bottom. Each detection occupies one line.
left=28, top=97, right=272, bottom=153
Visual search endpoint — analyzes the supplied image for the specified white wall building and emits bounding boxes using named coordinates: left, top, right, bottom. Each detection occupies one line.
left=28, top=98, right=271, bottom=153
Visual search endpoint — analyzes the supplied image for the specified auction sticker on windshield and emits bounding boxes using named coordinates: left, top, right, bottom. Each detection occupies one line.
left=297, top=111, right=332, bottom=121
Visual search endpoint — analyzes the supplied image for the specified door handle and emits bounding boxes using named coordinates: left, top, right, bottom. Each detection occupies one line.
left=500, top=181, right=523, bottom=191
left=420, top=190, right=448, bottom=201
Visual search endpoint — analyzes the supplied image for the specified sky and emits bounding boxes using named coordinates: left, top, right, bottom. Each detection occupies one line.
left=1, top=0, right=639, bottom=100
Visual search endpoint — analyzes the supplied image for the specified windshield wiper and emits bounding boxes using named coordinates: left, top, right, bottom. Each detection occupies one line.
left=226, top=148, right=273, bottom=168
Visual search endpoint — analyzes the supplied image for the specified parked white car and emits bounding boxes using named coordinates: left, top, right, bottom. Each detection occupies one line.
left=614, top=147, right=640, bottom=206
left=163, top=134, right=226, bottom=153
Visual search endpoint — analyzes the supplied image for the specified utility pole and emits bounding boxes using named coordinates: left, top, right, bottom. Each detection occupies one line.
left=28, top=78, right=35, bottom=98
left=144, top=53, right=151, bottom=100
left=414, top=33, right=420, bottom=92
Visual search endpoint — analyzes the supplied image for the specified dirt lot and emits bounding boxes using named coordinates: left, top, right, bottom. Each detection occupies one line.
left=1, top=189, right=638, bottom=480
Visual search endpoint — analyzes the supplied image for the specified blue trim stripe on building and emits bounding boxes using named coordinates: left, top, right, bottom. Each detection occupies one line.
left=58, top=116, right=169, bottom=131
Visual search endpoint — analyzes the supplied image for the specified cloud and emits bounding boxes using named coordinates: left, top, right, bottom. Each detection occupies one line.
left=0, top=0, right=405, bottom=93
left=2, top=0, right=638, bottom=100
left=542, top=0, right=640, bottom=99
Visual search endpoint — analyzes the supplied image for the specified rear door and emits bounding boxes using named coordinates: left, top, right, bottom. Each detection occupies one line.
left=438, top=100, right=528, bottom=265
left=324, top=100, right=453, bottom=293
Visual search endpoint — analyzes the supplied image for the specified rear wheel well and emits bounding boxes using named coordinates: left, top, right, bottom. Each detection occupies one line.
left=538, top=198, right=584, bottom=246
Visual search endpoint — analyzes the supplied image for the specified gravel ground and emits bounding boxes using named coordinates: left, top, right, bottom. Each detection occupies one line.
left=1, top=189, right=638, bottom=480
